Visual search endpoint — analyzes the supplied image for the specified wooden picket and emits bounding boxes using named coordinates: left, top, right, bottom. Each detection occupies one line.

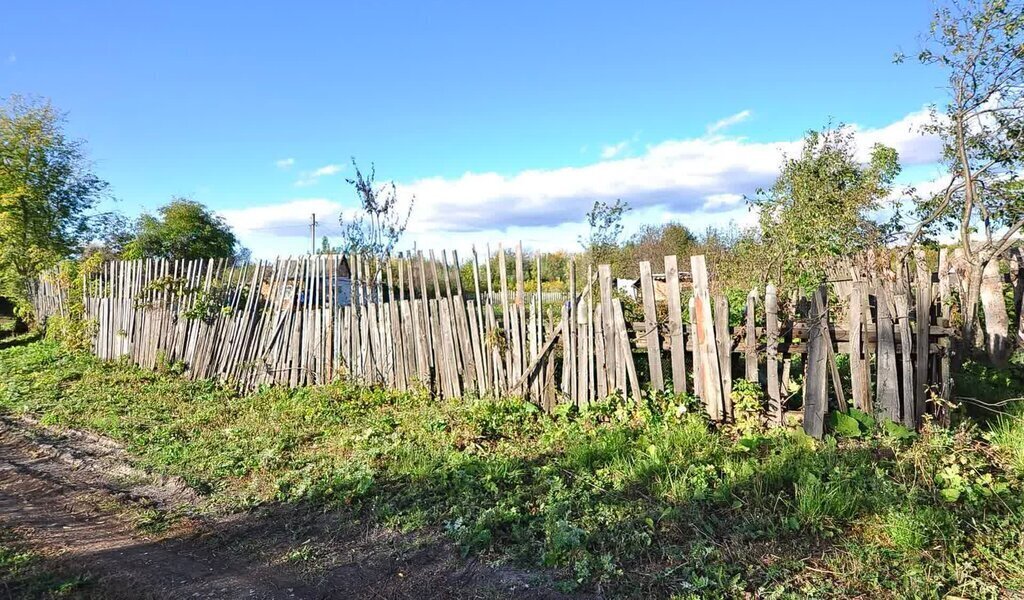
left=30, top=248, right=956, bottom=439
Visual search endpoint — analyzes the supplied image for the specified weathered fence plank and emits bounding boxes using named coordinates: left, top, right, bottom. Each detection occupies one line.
left=895, top=292, right=915, bottom=428
left=714, top=295, right=732, bottom=420
left=875, top=285, right=901, bottom=422
left=745, top=289, right=758, bottom=382
left=690, top=255, right=722, bottom=420
left=914, top=249, right=931, bottom=425
left=33, top=249, right=953, bottom=430
left=765, top=283, right=781, bottom=424
left=849, top=282, right=869, bottom=411
left=803, top=285, right=828, bottom=439
left=664, top=255, right=687, bottom=394
left=638, top=261, right=664, bottom=391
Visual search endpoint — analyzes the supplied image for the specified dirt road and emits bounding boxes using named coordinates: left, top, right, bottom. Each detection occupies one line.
left=0, top=416, right=576, bottom=599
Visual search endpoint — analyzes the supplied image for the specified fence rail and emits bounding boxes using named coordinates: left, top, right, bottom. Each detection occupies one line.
left=30, top=246, right=954, bottom=438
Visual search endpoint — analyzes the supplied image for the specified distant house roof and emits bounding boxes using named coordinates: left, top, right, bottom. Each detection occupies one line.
left=630, top=271, right=692, bottom=289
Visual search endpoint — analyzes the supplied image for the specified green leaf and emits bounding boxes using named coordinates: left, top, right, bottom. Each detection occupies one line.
left=736, top=435, right=767, bottom=452
left=848, top=408, right=876, bottom=431
left=829, top=412, right=862, bottom=438
left=882, top=419, right=916, bottom=440
left=940, top=487, right=961, bottom=503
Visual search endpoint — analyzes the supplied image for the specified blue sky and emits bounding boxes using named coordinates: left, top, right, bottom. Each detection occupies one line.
left=1, top=1, right=950, bottom=257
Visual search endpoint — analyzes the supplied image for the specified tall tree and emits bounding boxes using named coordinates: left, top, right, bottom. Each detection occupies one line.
left=899, top=0, right=1024, bottom=350
left=579, top=199, right=630, bottom=267
left=339, top=159, right=413, bottom=260
left=0, top=96, right=108, bottom=306
left=620, top=222, right=697, bottom=277
left=122, top=198, right=237, bottom=260
left=753, top=126, right=900, bottom=290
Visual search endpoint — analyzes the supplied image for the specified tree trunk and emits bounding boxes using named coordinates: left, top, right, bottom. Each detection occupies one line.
left=961, top=260, right=984, bottom=357
left=981, top=258, right=1010, bottom=366
left=1011, top=248, right=1024, bottom=348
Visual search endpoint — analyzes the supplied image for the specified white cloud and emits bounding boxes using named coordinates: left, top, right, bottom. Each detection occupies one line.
left=5, top=53, right=15, bottom=65
left=600, top=141, right=629, bottom=159
left=219, top=198, right=363, bottom=254
left=295, top=163, right=343, bottom=186
left=702, top=193, right=744, bottom=211
left=598, top=132, right=641, bottom=160
left=853, top=107, right=941, bottom=166
left=275, top=157, right=295, bottom=169
left=312, top=164, right=342, bottom=177
left=224, top=106, right=945, bottom=258
left=397, top=136, right=795, bottom=236
left=706, top=110, right=752, bottom=135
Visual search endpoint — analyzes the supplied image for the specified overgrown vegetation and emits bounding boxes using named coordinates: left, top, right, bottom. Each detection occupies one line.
left=2, top=340, right=1023, bottom=597
left=120, top=198, right=241, bottom=262
left=0, top=95, right=109, bottom=316
left=753, top=126, right=901, bottom=290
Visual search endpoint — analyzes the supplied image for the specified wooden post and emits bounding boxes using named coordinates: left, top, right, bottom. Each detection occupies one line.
left=689, top=296, right=701, bottom=398
left=765, top=283, right=781, bottom=425
left=594, top=305, right=607, bottom=399
left=875, top=285, right=900, bottom=423
left=598, top=264, right=616, bottom=394
left=498, top=244, right=512, bottom=387
left=568, top=258, right=578, bottom=404
left=744, top=289, right=758, bottom=382
left=714, top=295, right=732, bottom=420
left=471, top=246, right=489, bottom=395
left=514, top=243, right=527, bottom=391
left=914, top=248, right=931, bottom=425
left=895, top=292, right=916, bottom=428
left=690, top=255, right=722, bottom=420
left=849, top=282, right=870, bottom=412
left=803, top=285, right=828, bottom=439
left=938, top=248, right=951, bottom=322
left=613, top=299, right=641, bottom=400
left=587, top=264, right=596, bottom=405
left=823, top=323, right=847, bottom=413
left=638, top=261, right=664, bottom=391
left=664, top=255, right=687, bottom=395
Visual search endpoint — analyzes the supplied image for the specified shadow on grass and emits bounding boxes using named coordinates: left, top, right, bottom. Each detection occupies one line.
left=0, top=330, right=41, bottom=351
left=1, top=497, right=581, bottom=600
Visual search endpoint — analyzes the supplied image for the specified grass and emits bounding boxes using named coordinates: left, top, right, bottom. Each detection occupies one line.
left=1, top=340, right=1024, bottom=598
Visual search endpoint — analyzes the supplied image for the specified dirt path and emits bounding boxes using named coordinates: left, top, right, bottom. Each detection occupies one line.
left=0, top=416, right=579, bottom=599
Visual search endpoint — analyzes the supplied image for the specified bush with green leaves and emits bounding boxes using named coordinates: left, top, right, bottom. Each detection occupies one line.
left=729, top=379, right=766, bottom=437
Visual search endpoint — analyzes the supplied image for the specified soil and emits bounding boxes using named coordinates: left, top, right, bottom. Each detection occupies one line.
left=0, top=415, right=583, bottom=599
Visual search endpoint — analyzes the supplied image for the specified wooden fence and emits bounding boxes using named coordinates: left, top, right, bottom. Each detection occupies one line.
left=30, top=246, right=954, bottom=438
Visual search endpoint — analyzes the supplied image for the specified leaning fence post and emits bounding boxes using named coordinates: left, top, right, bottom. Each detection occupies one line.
left=714, top=294, right=733, bottom=420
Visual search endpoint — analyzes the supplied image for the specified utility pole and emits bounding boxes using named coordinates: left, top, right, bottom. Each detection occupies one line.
left=310, top=213, right=318, bottom=255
